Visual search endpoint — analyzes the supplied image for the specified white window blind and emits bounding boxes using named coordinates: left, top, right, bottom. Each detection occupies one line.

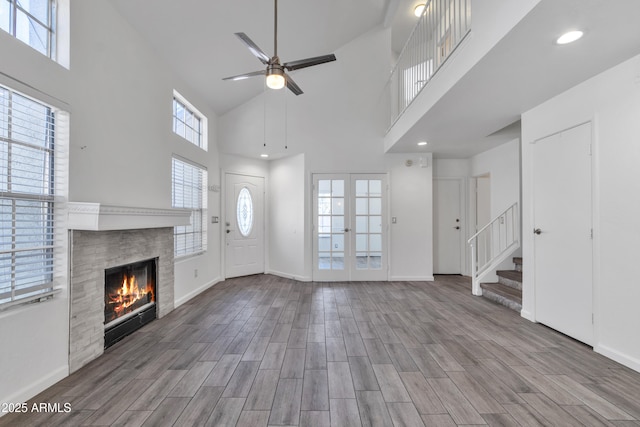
left=173, top=97, right=203, bottom=148
left=0, top=85, right=57, bottom=306
left=172, top=157, right=207, bottom=257
left=0, top=0, right=57, bottom=59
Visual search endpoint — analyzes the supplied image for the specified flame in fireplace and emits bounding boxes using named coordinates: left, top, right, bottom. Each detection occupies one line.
left=109, top=273, right=154, bottom=316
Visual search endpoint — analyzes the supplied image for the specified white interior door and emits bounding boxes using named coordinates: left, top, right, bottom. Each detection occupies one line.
left=313, top=174, right=387, bottom=281
left=225, top=173, right=265, bottom=278
left=533, top=122, right=593, bottom=345
left=434, top=178, right=462, bottom=274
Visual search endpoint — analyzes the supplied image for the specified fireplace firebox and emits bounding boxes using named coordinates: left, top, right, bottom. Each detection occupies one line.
left=104, top=258, right=157, bottom=348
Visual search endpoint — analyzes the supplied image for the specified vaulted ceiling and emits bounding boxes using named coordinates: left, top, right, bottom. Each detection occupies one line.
left=110, top=0, right=421, bottom=115
left=110, top=0, right=640, bottom=158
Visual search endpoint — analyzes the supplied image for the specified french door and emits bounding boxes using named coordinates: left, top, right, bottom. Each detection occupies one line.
left=313, top=174, right=388, bottom=281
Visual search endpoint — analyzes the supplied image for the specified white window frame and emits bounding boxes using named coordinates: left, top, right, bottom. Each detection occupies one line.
left=172, top=90, right=207, bottom=151
left=172, top=156, right=207, bottom=258
left=1, top=0, right=54, bottom=58
left=0, top=83, right=68, bottom=309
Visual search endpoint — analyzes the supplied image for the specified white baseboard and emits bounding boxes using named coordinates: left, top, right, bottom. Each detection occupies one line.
left=595, top=343, right=640, bottom=373
left=266, top=270, right=312, bottom=282
left=0, top=365, right=68, bottom=416
left=520, top=309, right=535, bottom=322
left=174, top=277, right=222, bottom=307
left=389, top=276, right=435, bottom=282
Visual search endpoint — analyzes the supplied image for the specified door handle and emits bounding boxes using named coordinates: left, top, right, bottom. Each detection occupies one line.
left=226, top=229, right=231, bottom=234
left=534, top=228, right=542, bottom=235
left=344, top=228, right=350, bottom=232
left=453, top=226, right=460, bottom=230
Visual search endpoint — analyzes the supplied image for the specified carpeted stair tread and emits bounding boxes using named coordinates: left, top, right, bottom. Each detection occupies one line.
left=496, top=270, right=522, bottom=283
left=480, top=282, right=522, bottom=312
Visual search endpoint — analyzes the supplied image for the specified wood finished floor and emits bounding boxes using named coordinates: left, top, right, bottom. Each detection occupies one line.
left=3, top=274, right=640, bottom=426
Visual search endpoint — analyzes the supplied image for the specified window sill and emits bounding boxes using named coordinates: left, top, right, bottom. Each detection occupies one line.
left=0, top=288, right=62, bottom=313
left=174, top=251, right=207, bottom=263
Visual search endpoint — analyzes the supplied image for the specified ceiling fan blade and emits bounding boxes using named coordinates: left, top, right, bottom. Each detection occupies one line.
left=285, top=74, right=303, bottom=96
left=222, top=70, right=266, bottom=81
left=235, top=32, right=271, bottom=65
left=283, top=54, right=336, bottom=71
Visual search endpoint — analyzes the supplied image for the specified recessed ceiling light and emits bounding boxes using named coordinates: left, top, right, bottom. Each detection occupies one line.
left=260, top=153, right=269, bottom=158
left=417, top=141, right=428, bottom=146
left=556, top=30, right=583, bottom=45
left=414, top=4, right=425, bottom=17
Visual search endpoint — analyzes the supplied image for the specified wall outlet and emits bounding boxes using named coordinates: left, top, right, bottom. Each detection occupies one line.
left=194, top=269, right=198, bottom=278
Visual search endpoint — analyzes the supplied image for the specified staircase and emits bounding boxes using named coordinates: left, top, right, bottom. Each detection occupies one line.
left=480, top=257, right=522, bottom=312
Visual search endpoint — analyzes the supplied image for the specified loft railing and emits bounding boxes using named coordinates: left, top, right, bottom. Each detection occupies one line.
left=468, top=202, right=519, bottom=296
left=387, top=0, right=471, bottom=129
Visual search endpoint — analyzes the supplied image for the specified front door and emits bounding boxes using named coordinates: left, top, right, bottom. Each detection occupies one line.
left=225, top=173, right=265, bottom=278
left=533, top=122, right=593, bottom=345
left=313, top=174, right=388, bottom=281
left=433, top=178, right=463, bottom=274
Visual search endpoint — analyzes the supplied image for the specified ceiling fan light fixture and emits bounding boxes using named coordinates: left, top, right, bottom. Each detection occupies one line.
left=266, top=64, right=286, bottom=90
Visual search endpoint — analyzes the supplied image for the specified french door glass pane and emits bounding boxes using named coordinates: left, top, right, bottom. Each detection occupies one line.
left=319, top=234, right=330, bottom=251
left=318, top=180, right=331, bottom=196
left=355, top=198, right=367, bottom=215
left=317, top=179, right=346, bottom=271
left=354, top=179, right=383, bottom=271
left=331, top=180, right=344, bottom=196
left=369, top=198, right=381, bottom=215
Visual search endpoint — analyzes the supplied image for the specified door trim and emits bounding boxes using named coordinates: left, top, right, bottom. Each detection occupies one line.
left=311, top=173, right=389, bottom=282
left=221, top=171, right=267, bottom=280
left=529, top=121, right=595, bottom=345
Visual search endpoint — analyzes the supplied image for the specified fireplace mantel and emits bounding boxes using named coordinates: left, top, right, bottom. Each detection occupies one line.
left=68, top=202, right=191, bottom=231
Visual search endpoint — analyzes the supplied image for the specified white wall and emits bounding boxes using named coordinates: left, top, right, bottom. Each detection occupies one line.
left=0, top=1, right=221, bottom=405
left=268, top=154, right=307, bottom=280
left=471, top=139, right=520, bottom=218
left=522, top=54, right=640, bottom=372
left=388, top=154, right=434, bottom=280
left=432, top=140, right=521, bottom=278
left=219, top=27, right=435, bottom=282
left=471, top=139, right=522, bottom=273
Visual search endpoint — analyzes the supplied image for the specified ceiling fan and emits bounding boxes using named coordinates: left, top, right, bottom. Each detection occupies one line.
left=222, top=0, right=337, bottom=95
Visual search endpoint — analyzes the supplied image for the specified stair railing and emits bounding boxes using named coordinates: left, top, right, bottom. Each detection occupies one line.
left=387, top=0, right=472, bottom=130
left=468, top=202, right=519, bottom=296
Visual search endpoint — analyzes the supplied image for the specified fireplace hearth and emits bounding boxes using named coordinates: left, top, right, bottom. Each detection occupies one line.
left=104, top=258, right=157, bottom=348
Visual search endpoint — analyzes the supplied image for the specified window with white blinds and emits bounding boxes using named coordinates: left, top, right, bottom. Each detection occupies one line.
left=0, top=85, right=57, bottom=306
left=172, top=157, right=207, bottom=257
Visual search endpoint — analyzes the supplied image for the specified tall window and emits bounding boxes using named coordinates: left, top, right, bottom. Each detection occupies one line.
left=172, top=157, right=207, bottom=257
left=172, top=92, right=206, bottom=149
left=0, top=0, right=57, bottom=59
left=0, top=85, right=57, bottom=306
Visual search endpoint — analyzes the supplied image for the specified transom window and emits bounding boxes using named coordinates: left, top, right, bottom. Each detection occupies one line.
left=172, top=157, right=207, bottom=258
left=172, top=92, right=206, bottom=150
left=1, top=84, right=58, bottom=306
left=0, top=0, right=57, bottom=59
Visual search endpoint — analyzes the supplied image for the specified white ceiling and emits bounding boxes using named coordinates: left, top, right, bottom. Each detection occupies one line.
left=109, top=0, right=640, bottom=158
left=109, top=0, right=408, bottom=115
